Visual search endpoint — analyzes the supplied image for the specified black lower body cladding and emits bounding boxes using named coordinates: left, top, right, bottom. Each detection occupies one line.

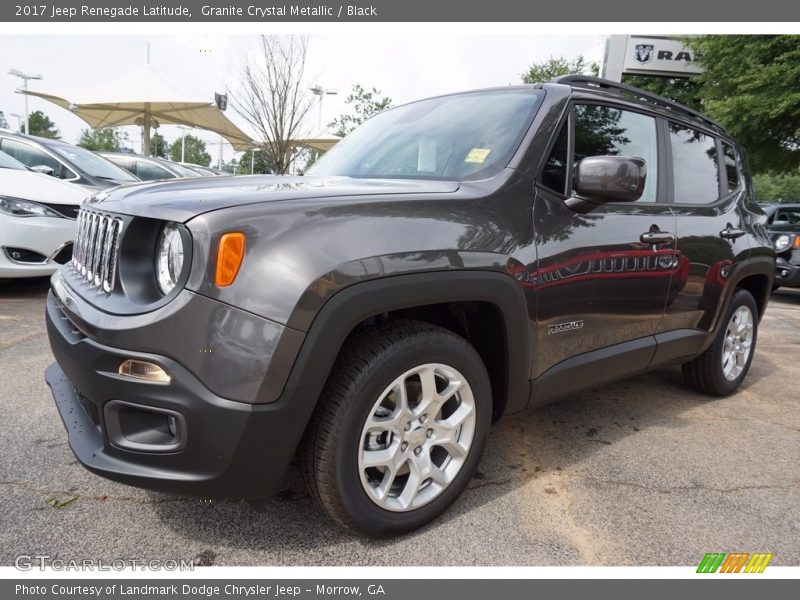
left=45, top=291, right=319, bottom=499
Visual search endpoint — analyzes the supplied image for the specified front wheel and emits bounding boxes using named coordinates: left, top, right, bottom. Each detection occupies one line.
left=301, top=320, right=492, bottom=536
left=682, top=289, right=758, bottom=396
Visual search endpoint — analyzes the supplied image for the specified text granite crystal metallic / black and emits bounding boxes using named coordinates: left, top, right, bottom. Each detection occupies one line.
left=44, top=77, right=775, bottom=536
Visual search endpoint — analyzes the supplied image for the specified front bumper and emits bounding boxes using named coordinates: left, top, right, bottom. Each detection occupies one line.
left=45, top=290, right=320, bottom=499
left=0, top=215, right=74, bottom=277
left=774, top=256, right=800, bottom=288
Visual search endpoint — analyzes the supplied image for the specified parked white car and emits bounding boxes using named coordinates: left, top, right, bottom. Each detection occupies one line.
left=0, top=150, right=90, bottom=278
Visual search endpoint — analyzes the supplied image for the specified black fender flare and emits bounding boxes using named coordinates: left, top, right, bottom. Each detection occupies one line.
left=279, top=270, right=531, bottom=418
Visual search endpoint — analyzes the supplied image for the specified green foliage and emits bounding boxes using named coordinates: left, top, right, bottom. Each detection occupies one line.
left=621, top=74, right=703, bottom=111
left=753, top=172, right=800, bottom=203
left=521, top=55, right=598, bottom=84
left=689, top=35, right=800, bottom=173
left=150, top=132, right=169, bottom=158
left=168, top=134, right=211, bottom=166
left=329, top=84, right=392, bottom=137
left=23, top=110, right=60, bottom=139
left=76, top=128, right=128, bottom=152
left=239, top=146, right=279, bottom=174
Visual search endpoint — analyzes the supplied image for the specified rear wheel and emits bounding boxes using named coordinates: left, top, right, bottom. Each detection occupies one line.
left=682, top=289, right=758, bottom=396
left=301, top=320, right=492, bottom=536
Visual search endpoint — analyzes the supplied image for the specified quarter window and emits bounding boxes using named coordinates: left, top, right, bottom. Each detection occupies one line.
left=669, top=123, right=719, bottom=204
left=573, top=105, right=658, bottom=203
left=722, top=142, right=739, bottom=193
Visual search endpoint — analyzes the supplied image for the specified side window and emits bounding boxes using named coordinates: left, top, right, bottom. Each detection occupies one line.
left=722, top=142, right=739, bottom=193
left=541, top=121, right=569, bottom=194
left=669, top=123, right=719, bottom=204
left=135, top=161, right=174, bottom=181
left=573, top=104, right=659, bottom=203
left=0, top=138, right=62, bottom=175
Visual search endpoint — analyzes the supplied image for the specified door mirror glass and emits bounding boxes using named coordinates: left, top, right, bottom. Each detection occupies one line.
left=566, top=156, right=646, bottom=213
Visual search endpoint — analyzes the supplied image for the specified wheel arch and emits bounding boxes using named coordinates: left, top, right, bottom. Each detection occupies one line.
left=279, top=271, right=531, bottom=422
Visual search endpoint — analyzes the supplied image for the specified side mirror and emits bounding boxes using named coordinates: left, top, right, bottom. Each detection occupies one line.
left=565, top=156, right=646, bottom=214
left=30, top=164, right=56, bottom=177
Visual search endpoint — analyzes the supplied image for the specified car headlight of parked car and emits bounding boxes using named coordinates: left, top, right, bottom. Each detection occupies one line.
left=774, top=233, right=798, bottom=252
left=155, top=222, right=185, bottom=295
left=0, top=195, right=65, bottom=218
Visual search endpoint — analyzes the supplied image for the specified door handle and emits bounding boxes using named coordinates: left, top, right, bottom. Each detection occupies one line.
left=720, top=224, right=746, bottom=240
left=640, top=231, right=676, bottom=245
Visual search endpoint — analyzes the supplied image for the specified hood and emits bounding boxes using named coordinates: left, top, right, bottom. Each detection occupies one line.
left=0, top=168, right=92, bottom=205
left=88, top=175, right=461, bottom=222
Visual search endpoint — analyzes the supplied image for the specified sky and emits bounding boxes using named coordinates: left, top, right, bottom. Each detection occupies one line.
left=0, top=34, right=604, bottom=165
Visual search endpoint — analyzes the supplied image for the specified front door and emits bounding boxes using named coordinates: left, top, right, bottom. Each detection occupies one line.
left=531, top=103, right=678, bottom=385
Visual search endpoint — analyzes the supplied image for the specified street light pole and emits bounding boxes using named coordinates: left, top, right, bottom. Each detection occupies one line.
left=310, top=84, right=338, bottom=132
left=8, top=69, right=43, bottom=135
left=177, top=125, right=190, bottom=162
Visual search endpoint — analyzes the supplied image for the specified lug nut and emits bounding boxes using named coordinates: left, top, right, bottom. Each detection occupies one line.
left=404, top=422, right=411, bottom=431
left=414, top=447, right=422, bottom=455
left=426, top=429, right=433, bottom=438
left=401, top=442, right=408, bottom=451
left=420, top=414, right=427, bottom=424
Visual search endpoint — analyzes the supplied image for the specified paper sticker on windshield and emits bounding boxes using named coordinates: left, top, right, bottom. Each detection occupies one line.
left=465, top=148, right=491, bottom=163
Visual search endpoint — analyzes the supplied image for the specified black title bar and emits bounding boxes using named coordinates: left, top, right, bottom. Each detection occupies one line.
left=3, top=0, right=800, bottom=22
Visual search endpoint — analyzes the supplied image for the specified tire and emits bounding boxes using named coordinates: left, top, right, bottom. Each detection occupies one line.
left=682, top=288, right=758, bottom=396
left=301, top=320, right=492, bottom=537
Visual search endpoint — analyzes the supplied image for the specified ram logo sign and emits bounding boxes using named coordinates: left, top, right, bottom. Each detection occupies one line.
left=622, top=36, right=703, bottom=77
left=633, top=44, right=654, bottom=64
left=696, top=552, right=773, bottom=573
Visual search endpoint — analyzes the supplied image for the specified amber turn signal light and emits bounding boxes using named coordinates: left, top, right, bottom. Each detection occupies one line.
left=215, top=232, right=245, bottom=287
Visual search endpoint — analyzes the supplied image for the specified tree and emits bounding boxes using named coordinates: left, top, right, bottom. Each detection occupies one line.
left=753, top=172, right=800, bottom=203
left=169, top=134, right=211, bottom=166
left=620, top=75, right=703, bottom=112
left=687, top=35, right=800, bottom=173
left=150, top=132, right=169, bottom=158
left=329, top=84, right=392, bottom=137
left=230, top=35, right=316, bottom=174
left=23, top=110, right=60, bottom=139
left=239, top=147, right=280, bottom=174
left=521, top=55, right=598, bottom=84
left=76, top=128, right=128, bottom=152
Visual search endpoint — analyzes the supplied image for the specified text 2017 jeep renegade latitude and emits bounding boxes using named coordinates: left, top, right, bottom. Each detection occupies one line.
left=45, top=77, right=775, bottom=536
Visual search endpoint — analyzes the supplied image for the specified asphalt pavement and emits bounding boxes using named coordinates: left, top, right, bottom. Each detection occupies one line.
left=1, top=277, right=798, bottom=566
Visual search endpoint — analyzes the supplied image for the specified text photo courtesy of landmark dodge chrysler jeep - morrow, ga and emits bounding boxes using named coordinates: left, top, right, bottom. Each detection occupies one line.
left=44, top=76, right=774, bottom=536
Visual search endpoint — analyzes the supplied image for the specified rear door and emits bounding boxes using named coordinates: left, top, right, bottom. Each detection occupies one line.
left=661, top=123, right=748, bottom=335
left=532, top=102, right=677, bottom=380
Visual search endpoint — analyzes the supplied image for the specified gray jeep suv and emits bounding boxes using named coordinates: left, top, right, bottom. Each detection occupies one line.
left=45, top=77, right=775, bottom=536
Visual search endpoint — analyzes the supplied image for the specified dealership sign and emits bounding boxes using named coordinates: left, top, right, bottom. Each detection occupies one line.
left=601, top=35, right=703, bottom=81
left=622, top=36, right=703, bottom=77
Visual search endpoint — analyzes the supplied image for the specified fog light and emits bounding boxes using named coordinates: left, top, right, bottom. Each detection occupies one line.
left=118, top=359, right=171, bottom=384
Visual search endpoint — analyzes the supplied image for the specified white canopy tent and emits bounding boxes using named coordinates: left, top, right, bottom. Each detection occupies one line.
left=20, top=64, right=254, bottom=154
left=288, top=132, right=341, bottom=153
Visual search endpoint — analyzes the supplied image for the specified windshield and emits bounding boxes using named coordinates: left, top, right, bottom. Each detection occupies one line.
left=0, top=150, right=26, bottom=170
left=50, top=144, right=138, bottom=182
left=307, top=89, right=544, bottom=181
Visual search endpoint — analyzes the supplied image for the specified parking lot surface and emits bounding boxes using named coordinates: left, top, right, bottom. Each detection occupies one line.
left=1, top=277, right=798, bottom=566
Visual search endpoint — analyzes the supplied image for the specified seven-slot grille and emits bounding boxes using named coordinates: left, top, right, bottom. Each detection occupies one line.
left=71, top=209, right=123, bottom=293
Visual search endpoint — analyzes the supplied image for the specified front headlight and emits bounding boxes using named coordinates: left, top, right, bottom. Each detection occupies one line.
left=0, top=196, right=64, bottom=218
left=155, top=223, right=184, bottom=295
left=774, top=234, right=793, bottom=252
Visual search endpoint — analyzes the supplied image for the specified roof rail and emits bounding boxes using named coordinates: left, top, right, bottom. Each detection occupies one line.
left=552, top=75, right=722, bottom=131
